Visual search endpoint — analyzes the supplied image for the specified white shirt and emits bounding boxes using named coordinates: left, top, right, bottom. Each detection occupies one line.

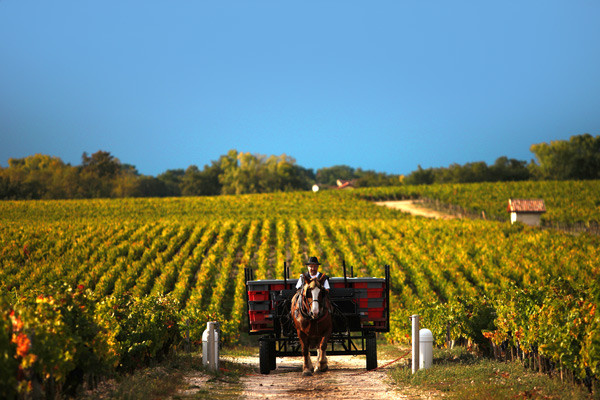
left=296, top=272, right=330, bottom=290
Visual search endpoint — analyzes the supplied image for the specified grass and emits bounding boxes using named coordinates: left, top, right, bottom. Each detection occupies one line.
left=78, top=338, right=596, bottom=399
left=78, top=349, right=254, bottom=400
left=387, top=347, right=594, bottom=400
left=78, top=335, right=261, bottom=399
left=377, top=337, right=413, bottom=361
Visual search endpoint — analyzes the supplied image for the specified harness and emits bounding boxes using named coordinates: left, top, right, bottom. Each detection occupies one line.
left=294, top=279, right=331, bottom=321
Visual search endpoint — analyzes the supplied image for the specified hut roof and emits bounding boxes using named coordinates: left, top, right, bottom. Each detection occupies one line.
left=336, top=179, right=354, bottom=189
left=507, top=199, right=546, bottom=213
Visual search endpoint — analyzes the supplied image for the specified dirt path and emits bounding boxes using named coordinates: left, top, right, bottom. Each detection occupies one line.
left=227, top=354, right=435, bottom=400
left=174, top=200, right=452, bottom=399
left=375, top=200, right=456, bottom=220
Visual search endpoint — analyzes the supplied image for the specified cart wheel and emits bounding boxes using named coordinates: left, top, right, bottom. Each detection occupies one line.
left=269, top=340, right=277, bottom=370
left=259, top=339, right=271, bottom=374
left=366, top=333, right=377, bottom=370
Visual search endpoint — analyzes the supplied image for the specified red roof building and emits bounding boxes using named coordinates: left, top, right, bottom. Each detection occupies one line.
left=336, top=179, right=354, bottom=189
left=507, top=199, right=546, bottom=226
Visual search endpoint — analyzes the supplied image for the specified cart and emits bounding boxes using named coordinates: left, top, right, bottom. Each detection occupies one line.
left=245, top=262, right=391, bottom=374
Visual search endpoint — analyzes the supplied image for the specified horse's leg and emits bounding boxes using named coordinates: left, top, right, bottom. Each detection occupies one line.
left=299, top=333, right=313, bottom=376
left=316, top=336, right=328, bottom=373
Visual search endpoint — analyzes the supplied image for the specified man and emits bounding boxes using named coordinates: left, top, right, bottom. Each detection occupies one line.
left=296, top=256, right=330, bottom=290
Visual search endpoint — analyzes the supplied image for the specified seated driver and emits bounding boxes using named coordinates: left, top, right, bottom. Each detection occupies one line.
left=296, top=256, right=330, bottom=290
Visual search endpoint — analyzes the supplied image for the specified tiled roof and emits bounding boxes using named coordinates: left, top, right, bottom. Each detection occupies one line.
left=507, top=199, right=546, bottom=213
left=336, top=179, right=354, bottom=189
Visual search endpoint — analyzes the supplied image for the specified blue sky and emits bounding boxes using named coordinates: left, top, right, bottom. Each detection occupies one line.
left=1, top=1, right=599, bottom=177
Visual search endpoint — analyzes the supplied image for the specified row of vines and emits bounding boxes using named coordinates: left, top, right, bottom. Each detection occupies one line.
left=356, top=180, right=600, bottom=225
left=1, top=185, right=599, bottom=396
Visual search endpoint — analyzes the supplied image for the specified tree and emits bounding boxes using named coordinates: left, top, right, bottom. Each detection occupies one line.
left=570, top=133, right=600, bottom=179
left=530, top=134, right=600, bottom=180
left=261, top=154, right=314, bottom=192
left=218, top=150, right=314, bottom=194
left=530, top=140, right=573, bottom=180
left=78, top=151, right=123, bottom=197
left=405, top=165, right=435, bottom=185
left=181, top=165, right=203, bottom=196
left=158, top=169, right=185, bottom=196
left=316, top=165, right=356, bottom=186
left=81, top=151, right=121, bottom=178
left=490, top=157, right=530, bottom=181
left=0, top=154, right=72, bottom=199
left=181, top=162, right=222, bottom=196
left=136, top=176, right=171, bottom=197
left=354, top=169, right=401, bottom=187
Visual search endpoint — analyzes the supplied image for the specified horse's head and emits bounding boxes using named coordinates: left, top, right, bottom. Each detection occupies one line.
left=302, top=273, right=329, bottom=319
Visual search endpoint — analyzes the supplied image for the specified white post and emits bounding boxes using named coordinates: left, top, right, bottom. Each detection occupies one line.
left=419, top=328, right=433, bottom=369
left=202, top=321, right=219, bottom=371
left=411, top=314, right=420, bottom=374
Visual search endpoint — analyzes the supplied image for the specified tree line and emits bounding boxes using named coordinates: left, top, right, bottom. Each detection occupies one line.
left=0, top=149, right=399, bottom=199
left=405, top=133, right=600, bottom=184
left=0, top=134, right=598, bottom=199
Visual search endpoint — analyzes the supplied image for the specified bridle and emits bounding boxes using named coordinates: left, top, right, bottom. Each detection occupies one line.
left=296, top=279, right=329, bottom=321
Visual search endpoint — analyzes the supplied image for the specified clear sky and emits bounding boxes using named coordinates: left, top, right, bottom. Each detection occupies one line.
left=1, top=1, right=599, bottom=177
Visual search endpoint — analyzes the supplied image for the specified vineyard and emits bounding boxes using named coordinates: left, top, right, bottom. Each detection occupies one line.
left=1, top=182, right=599, bottom=397
left=358, top=180, right=600, bottom=226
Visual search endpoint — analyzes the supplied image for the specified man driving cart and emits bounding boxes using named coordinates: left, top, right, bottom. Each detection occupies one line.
left=296, top=256, right=330, bottom=290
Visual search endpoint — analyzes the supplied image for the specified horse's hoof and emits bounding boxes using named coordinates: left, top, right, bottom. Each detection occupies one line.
left=303, top=370, right=313, bottom=376
left=318, top=365, right=328, bottom=373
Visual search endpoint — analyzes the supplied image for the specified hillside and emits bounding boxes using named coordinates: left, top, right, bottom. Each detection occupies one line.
left=1, top=182, right=599, bottom=397
left=358, top=180, right=600, bottom=226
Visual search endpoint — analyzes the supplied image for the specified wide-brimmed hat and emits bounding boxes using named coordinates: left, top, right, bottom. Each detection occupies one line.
left=305, top=256, right=321, bottom=265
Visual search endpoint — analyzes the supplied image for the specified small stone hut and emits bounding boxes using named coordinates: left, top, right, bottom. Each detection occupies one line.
left=507, top=199, right=546, bottom=227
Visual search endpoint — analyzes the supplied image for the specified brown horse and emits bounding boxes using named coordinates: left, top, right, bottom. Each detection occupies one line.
left=291, top=273, right=333, bottom=376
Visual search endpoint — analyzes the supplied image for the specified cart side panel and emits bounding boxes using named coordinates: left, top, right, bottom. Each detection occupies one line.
left=247, top=272, right=390, bottom=334
left=247, top=279, right=295, bottom=334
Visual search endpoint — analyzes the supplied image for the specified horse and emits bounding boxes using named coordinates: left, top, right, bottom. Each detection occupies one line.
left=290, top=273, right=333, bottom=376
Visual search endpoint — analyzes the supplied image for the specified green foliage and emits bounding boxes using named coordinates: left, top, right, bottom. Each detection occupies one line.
left=405, top=157, right=531, bottom=185
left=356, top=179, right=600, bottom=225
left=182, top=164, right=221, bottom=196
left=415, top=297, right=496, bottom=354
left=1, top=285, right=182, bottom=397
left=530, top=133, right=600, bottom=180
left=2, top=133, right=599, bottom=200
left=96, top=293, right=181, bottom=372
left=0, top=191, right=401, bottom=223
left=490, top=278, right=600, bottom=378
left=402, top=134, right=600, bottom=184
left=0, top=149, right=319, bottom=199
left=179, top=308, right=239, bottom=347
left=218, top=150, right=315, bottom=194
left=316, top=165, right=356, bottom=186
left=0, top=295, right=18, bottom=400
left=315, top=164, right=401, bottom=187
left=1, top=186, right=599, bottom=394
left=388, top=347, right=592, bottom=400
left=8, top=284, right=110, bottom=396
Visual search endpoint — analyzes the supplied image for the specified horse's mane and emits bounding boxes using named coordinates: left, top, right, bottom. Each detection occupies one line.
left=301, top=272, right=329, bottom=289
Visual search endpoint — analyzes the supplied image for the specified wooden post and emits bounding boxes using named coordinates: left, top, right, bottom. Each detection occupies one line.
left=185, top=319, right=191, bottom=353
left=560, top=359, right=563, bottom=381
left=411, top=315, right=420, bottom=374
